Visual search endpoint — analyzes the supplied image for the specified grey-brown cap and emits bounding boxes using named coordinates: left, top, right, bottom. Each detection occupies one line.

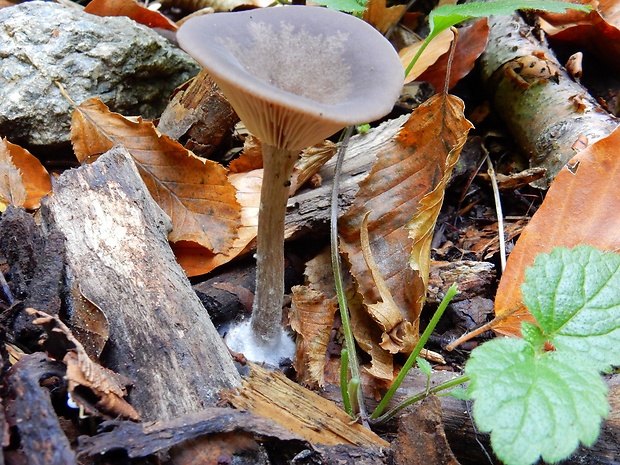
left=177, top=6, right=404, bottom=151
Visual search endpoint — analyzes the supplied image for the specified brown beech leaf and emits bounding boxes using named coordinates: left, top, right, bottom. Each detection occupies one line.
left=85, top=0, right=178, bottom=31
left=290, top=285, right=337, bottom=389
left=0, top=138, right=52, bottom=210
left=339, top=94, right=472, bottom=375
left=71, top=97, right=241, bottom=255
left=539, top=0, right=620, bottom=74
left=363, top=0, right=406, bottom=34
left=174, top=143, right=335, bottom=276
left=27, top=309, right=140, bottom=420
left=401, top=29, right=454, bottom=85
left=493, top=125, right=620, bottom=337
left=417, top=19, right=489, bottom=91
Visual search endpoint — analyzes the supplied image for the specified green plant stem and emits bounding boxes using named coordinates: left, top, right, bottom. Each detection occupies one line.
left=404, top=33, right=436, bottom=77
left=370, top=283, right=458, bottom=420
left=340, top=349, right=353, bottom=416
left=372, top=374, right=470, bottom=424
left=331, top=126, right=369, bottom=423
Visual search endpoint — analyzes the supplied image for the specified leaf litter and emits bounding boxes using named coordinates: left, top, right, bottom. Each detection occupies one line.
left=1, top=1, right=619, bottom=464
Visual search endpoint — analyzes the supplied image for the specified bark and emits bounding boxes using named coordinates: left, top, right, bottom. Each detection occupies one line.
left=4, top=353, right=77, bottom=465
left=42, top=145, right=241, bottom=421
left=478, top=13, right=618, bottom=187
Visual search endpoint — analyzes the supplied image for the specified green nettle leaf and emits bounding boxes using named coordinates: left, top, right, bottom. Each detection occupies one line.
left=404, top=0, right=591, bottom=76
left=429, top=0, right=591, bottom=35
left=466, top=245, right=620, bottom=465
left=466, top=338, right=608, bottom=465
left=522, top=245, right=620, bottom=371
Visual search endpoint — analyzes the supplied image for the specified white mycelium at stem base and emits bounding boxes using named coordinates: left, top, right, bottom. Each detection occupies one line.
left=177, top=6, right=404, bottom=363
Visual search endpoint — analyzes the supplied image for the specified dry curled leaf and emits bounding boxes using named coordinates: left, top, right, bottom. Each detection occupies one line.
left=71, top=97, right=241, bottom=255
left=290, top=285, right=337, bottom=389
left=27, top=308, right=140, bottom=420
left=339, top=94, right=472, bottom=378
left=0, top=138, right=51, bottom=210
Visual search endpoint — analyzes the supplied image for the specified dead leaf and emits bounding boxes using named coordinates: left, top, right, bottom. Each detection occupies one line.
left=339, top=94, right=472, bottom=375
left=539, top=0, right=620, bottom=74
left=290, top=285, right=337, bottom=389
left=400, top=29, right=454, bottom=85
left=85, top=0, right=178, bottom=31
left=417, top=19, right=490, bottom=91
left=361, top=212, right=416, bottom=354
left=228, top=135, right=263, bottom=173
left=0, top=138, right=52, bottom=210
left=27, top=308, right=140, bottom=420
left=66, top=282, right=110, bottom=359
left=175, top=143, right=335, bottom=276
left=363, top=0, right=406, bottom=34
left=71, top=97, right=241, bottom=255
left=493, top=125, right=620, bottom=336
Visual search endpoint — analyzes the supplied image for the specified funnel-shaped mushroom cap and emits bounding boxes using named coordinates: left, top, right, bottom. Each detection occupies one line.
left=177, top=6, right=404, bottom=151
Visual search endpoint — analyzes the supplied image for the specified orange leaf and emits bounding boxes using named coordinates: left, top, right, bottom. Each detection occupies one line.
left=493, top=125, right=620, bottom=337
left=417, top=19, right=489, bottom=91
left=0, top=138, right=51, bottom=210
left=84, top=0, right=178, bottom=31
left=539, top=0, right=620, bottom=74
left=363, top=0, right=406, bottom=34
left=339, top=94, right=472, bottom=367
left=71, top=97, right=241, bottom=255
left=175, top=143, right=335, bottom=276
left=401, top=29, right=454, bottom=85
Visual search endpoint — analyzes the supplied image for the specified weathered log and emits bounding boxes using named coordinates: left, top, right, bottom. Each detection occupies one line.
left=42, top=145, right=241, bottom=421
left=478, top=13, right=618, bottom=187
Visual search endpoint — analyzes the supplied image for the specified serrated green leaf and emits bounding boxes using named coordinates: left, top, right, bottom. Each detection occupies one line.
left=311, top=0, right=367, bottom=13
left=466, top=337, right=608, bottom=465
left=522, top=245, right=620, bottom=371
left=416, top=356, right=432, bottom=376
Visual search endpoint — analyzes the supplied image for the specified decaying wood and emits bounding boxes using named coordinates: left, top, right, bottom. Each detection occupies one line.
left=392, top=396, right=460, bottom=465
left=158, top=70, right=239, bottom=158
left=227, top=363, right=389, bottom=449
left=478, top=13, right=618, bottom=187
left=4, top=352, right=77, bottom=465
left=77, top=406, right=391, bottom=464
left=42, top=145, right=241, bottom=421
left=286, top=115, right=409, bottom=240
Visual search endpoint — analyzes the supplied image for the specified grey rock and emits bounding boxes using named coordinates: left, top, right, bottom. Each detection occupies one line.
left=0, top=2, right=200, bottom=148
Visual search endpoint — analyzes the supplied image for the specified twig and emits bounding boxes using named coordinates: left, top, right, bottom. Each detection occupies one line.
left=484, top=148, right=506, bottom=273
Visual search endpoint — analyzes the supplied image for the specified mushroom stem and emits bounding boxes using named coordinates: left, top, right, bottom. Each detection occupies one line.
left=250, top=143, right=299, bottom=343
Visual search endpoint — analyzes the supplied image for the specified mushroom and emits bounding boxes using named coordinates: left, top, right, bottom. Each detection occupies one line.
left=177, top=6, right=404, bottom=363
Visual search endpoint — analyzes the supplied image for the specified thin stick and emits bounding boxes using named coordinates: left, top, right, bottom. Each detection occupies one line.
left=485, top=152, right=507, bottom=273
left=445, top=305, right=523, bottom=351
